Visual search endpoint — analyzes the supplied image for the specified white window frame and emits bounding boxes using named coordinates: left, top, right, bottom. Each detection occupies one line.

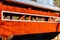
left=2, top=10, right=60, bottom=23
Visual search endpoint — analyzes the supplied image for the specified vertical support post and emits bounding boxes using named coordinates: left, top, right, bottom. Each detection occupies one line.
left=3, top=37, right=7, bottom=40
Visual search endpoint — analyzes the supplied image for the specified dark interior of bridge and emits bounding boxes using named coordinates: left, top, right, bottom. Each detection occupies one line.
left=9, top=32, right=60, bottom=40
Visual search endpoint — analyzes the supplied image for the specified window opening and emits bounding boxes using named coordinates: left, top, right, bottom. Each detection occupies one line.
left=31, top=16, right=36, bottom=21
left=2, top=11, right=60, bottom=23
left=25, top=15, right=30, bottom=20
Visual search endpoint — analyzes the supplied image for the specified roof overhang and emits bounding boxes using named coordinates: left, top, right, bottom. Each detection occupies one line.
left=2, top=0, right=60, bottom=12
left=11, top=0, right=60, bottom=12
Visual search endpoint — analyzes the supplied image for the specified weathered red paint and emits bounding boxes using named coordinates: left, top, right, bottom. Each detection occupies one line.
left=0, top=1, right=60, bottom=40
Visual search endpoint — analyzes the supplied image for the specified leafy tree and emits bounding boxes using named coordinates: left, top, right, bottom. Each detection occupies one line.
left=53, top=0, right=60, bottom=7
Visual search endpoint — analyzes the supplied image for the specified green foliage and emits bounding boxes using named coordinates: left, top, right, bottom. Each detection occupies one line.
left=53, top=0, right=60, bottom=7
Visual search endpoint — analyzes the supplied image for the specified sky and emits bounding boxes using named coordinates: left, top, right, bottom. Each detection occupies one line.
left=14, top=0, right=54, bottom=6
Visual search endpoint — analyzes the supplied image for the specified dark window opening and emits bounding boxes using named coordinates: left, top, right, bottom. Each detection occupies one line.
left=25, top=15, right=30, bottom=20
left=31, top=16, right=36, bottom=21
left=3, top=13, right=11, bottom=19
left=44, top=17, right=49, bottom=21
left=3, top=11, right=59, bottom=22
left=38, top=17, right=43, bottom=21
left=12, top=14, right=23, bottom=20
left=3, top=12, right=49, bottom=22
